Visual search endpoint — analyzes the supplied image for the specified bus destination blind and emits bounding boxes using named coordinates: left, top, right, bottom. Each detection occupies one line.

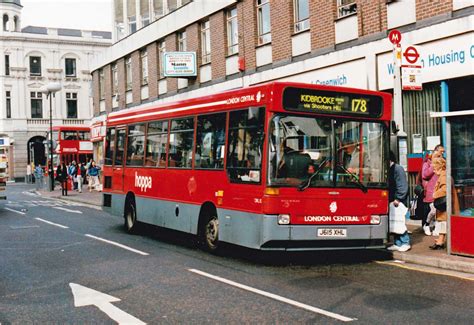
left=282, top=87, right=383, bottom=117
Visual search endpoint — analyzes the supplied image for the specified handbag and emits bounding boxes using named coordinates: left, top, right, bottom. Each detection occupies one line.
left=414, top=184, right=424, bottom=197
left=433, top=196, right=447, bottom=212
left=409, top=195, right=422, bottom=220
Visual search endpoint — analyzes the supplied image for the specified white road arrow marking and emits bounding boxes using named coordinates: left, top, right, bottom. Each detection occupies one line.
left=69, top=283, right=146, bottom=325
left=53, top=207, right=83, bottom=214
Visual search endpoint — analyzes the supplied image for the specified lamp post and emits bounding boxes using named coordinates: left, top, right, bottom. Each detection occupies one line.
left=41, top=82, right=61, bottom=191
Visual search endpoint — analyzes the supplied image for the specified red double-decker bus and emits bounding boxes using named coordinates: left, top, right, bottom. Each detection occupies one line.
left=48, top=126, right=93, bottom=166
left=103, top=82, right=391, bottom=251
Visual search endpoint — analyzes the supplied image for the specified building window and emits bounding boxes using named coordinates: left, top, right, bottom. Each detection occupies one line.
left=178, top=31, right=186, bottom=51
left=294, top=0, right=310, bottom=32
left=66, top=93, right=78, bottom=119
left=3, top=14, right=7, bottom=31
left=226, top=7, right=239, bottom=55
left=158, top=40, right=166, bottom=79
left=201, top=20, right=211, bottom=64
left=168, top=0, right=178, bottom=12
left=99, top=69, right=105, bottom=99
left=30, top=92, right=43, bottom=118
left=125, top=56, right=132, bottom=90
left=6, top=91, right=11, bottom=118
left=128, top=15, right=137, bottom=33
left=65, top=58, right=76, bottom=77
left=29, top=56, right=42, bottom=76
left=111, top=63, right=118, bottom=95
left=337, top=0, right=357, bottom=18
left=5, top=55, right=10, bottom=76
left=154, top=0, right=165, bottom=18
left=142, top=13, right=150, bottom=26
left=141, top=49, right=148, bottom=85
left=257, top=0, right=271, bottom=45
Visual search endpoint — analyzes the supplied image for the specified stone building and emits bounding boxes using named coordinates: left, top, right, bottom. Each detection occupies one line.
left=0, top=0, right=111, bottom=180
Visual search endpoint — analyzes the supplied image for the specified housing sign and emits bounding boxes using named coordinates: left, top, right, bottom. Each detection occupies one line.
left=163, top=52, right=197, bottom=77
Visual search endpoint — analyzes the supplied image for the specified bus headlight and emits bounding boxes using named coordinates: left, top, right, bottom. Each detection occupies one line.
left=277, top=214, right=290, bottom=225
left=370, top=215, right=381, bottom=225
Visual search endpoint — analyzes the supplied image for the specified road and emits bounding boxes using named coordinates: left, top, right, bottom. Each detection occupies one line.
left=1, top=183, right=473, bottom=324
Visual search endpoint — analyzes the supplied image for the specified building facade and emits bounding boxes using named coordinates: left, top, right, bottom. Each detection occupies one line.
left=92, top=0, right=473, bottom=207
left=0, top=0, right=112, bottom=180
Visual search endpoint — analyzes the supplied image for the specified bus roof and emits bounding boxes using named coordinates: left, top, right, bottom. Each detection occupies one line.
left=107, top=81, right=392, bottom=126
left=52, top=126, right=91, bottom=132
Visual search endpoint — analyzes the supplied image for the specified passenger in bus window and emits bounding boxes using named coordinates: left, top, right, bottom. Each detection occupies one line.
left=341, top=138, right=371, bottom=179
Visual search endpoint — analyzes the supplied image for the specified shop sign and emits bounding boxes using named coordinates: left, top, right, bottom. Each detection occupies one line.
left=91, top=124, right=106, bottom=142
left=163, top=52, right=197, bottom=77
left=377, top=33, right=474, bottom=90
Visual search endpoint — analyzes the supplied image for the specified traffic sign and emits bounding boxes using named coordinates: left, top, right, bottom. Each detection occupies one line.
left=388, top=30, right=402, bottom=45
left=403, top=46, right=420, bottom=65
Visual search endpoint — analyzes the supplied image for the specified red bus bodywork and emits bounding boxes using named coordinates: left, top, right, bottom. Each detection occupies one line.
left=103, top=82, right=392, bottom=251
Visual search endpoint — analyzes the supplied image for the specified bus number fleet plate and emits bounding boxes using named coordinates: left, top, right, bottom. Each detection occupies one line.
left=317, top=228, right=347, bottom=238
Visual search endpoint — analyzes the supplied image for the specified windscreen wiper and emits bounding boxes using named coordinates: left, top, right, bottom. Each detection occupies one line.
left=297, top=157, right=331, bottom=191
left=336, top=164, right=368, bottom=193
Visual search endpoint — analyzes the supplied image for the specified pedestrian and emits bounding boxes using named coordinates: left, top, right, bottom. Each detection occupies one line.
left=429, top=156, right=460, bottom=249
left=76, top=162, right=86, bottom=193
left=26, top=164, right=32, bottom=183
left=33, top=164, right=43, bottom=190
left=421, top=144, right=444, bottom=235
left=87, top=160, right=101, bottom=192
left=387, top=150, right=411, bottom=252
left=58, top=162, right=69, bottom=196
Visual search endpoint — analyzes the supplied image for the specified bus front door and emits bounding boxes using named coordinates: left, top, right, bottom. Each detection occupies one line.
left=112, top=128, right=126, bottom=193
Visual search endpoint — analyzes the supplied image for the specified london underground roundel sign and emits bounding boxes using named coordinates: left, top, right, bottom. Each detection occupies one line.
left=403, top=46, right=420, bottom=65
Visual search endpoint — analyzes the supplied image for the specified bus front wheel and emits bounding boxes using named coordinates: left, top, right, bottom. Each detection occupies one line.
left=203, top=215, right=219, bottom=252
left=124, top=199, right=137, bottom=234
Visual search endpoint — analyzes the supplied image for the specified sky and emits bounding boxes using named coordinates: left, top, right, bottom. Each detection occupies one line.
left=21, top=0, right=113, bottom=31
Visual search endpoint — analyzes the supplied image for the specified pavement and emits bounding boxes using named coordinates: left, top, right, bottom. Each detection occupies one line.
left=33, top=185, right=474, bottom=275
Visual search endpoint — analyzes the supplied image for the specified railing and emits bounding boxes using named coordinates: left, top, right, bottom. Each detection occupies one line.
left=26, top=119, right=85, bottom=126
left=27, top=119, right=49, bottom=125
left=62, top=119, right=85, bottom=125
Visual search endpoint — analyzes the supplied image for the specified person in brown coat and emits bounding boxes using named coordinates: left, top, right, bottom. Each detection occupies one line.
left=430, top=157, right=460, bottom=249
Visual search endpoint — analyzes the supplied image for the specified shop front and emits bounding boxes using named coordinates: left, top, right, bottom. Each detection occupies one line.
left=431, top=110, right=474, bottom=257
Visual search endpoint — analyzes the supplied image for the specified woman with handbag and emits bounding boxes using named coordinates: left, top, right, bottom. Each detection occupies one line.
left=430, top=157, right=460, bottom=249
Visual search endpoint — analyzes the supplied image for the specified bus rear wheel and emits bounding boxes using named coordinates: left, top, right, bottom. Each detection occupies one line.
left=202, top=215, right=219, bottom=252
left=124, top=199, right=137, bottom=234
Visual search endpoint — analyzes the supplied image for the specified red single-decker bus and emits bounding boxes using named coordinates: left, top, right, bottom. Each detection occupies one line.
left=103, top=82, right=391, bottom=252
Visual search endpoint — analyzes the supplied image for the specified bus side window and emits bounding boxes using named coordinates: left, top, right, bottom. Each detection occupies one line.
left=145, top=120, right=168, bottom=167
left=105, top=128, right=115, bottom=165
left=226, top=107, right=265, bottom=183
left=126, top=124, right=146, bottom=167
left=168, top=117, right=194, bottom=168
left=195, top=112, right=226, bottom=169
left=114, top=129, right=126, bottom=166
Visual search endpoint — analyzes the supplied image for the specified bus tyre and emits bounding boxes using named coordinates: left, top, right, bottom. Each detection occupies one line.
left=124, top=199, right=137, bottom=234
left=203, top=215, right=219, bottom=252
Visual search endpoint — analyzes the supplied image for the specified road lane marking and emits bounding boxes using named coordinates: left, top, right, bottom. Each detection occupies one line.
left=188, top=269, right=355, bottom=322
left=70, top=283, right=146, bottom=325
left=85, top=234, right=149, bottom=256
left=35, top=218, right=69, bottom=229
left=4, top=207, right=26, bottom=215
left=53, top=207, right=83, bottom=214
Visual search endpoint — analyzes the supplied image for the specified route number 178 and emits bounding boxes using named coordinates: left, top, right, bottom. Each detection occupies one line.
left=351, top=99, right=367, bottom=113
